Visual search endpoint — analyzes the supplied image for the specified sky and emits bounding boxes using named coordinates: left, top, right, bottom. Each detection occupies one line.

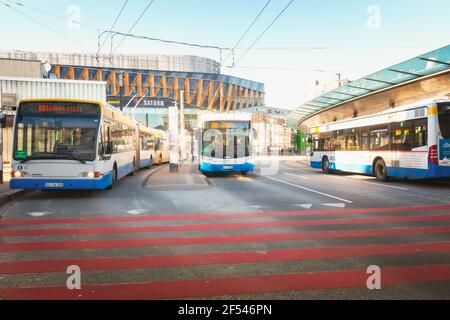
left=0, top=0, right=449, bottom=110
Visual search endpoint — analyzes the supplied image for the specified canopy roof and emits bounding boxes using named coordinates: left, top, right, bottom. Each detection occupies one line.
left=287, top=45, right=450, bottom=127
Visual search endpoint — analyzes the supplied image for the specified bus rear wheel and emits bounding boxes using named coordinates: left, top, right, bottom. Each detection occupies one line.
left=374, top=159, right=388, bottom=182
left=149, top=156, right=153, bottom=169
left=129, top=158, right=136, bottom=176
left=322, top=157, right=332, bottom=174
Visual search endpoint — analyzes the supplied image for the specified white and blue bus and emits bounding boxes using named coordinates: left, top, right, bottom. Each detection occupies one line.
left=199, top=112, right=254, bottom=174
left=309, top=98, right=450, bottom=181
left=10, top=98, right=151, bottom=190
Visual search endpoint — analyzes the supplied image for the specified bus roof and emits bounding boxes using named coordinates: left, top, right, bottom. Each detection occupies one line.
left=18, top=98, right=102, bottom=105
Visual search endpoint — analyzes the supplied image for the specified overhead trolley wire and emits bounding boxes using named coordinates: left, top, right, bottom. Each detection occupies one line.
left=233, top=0, right=295, bottom=67
left=0, top=0, right=90, bottom=51
left=222, top=0, right=272, bottom=66
left=98, top=0, right=129, bottom=54
left=112, top=0, right=156, bottom=53
left=4, top=0, right=98, bottom=30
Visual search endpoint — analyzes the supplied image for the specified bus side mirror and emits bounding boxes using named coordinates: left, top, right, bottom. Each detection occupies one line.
left=106, top=141, right=114, bottom=154
left=0, top=115, right=6, bottom=129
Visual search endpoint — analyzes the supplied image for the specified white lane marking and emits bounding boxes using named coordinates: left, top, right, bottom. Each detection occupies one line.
left=257, top=174, right=353, bottom=204
left=316, top=172, right=409, bottom=191
left=285, top=167, right=300, bottom=171
left=126, top=210, right=145, bottom=215
left=347, top=175, right=374, bottom=180
left=323, top=203, right=346, bottom=208
left=292, top=204, right=313, bottom=209
left=283, top=172, right=310, bottom=180
left=362, top=182, right=409, bottom=191
left=27, top=212, right=52, bottom=217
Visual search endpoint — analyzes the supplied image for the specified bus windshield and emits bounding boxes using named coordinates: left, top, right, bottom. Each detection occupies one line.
left=202, top=121, right=251, bottom=159
left=13, top=102, right=101, bottom=162
left=438, top=103, right=450, bottom=139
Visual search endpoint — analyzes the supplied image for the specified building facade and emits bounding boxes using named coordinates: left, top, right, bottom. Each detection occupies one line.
left=0, top=51, right=265, bottom=131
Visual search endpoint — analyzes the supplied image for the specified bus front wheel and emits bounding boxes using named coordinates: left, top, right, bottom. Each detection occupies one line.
left=107, top=167, right=117, bottom=190
left=374, top=159, right=388, bottom=182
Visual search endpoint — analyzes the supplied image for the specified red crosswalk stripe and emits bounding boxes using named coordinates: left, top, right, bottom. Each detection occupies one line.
left=1, top=242, right=449, bottom=275
left=3, top=264, right=450, bottom=300
left=2, top=213, right=450, bottom=237
left=2, top=204, right=450, bottom=226
left=1, top=225, right=449, bottom=252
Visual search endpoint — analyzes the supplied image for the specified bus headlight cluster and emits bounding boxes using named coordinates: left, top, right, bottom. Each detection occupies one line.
left=81, top=171, right=103, bottom=178
left=11, top=171, right=28, bottom=178
left=81, top=171, right=95, bottom=178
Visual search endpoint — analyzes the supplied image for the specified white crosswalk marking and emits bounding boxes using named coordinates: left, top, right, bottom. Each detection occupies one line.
left=292, top=204, right=313, bottom=209
left=283, top=172, right=310, bottom=180
left=323, top=203, right=347, bottom=208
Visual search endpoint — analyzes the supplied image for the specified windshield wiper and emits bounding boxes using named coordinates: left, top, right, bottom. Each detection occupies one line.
left=20, top=154, right=86, bottom=164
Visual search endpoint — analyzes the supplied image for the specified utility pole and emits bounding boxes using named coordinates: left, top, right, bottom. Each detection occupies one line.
left=119, top=72, right=123, bottom=111
left=0, top=88, right=3, bottom=185
left=179, top=90, right=185, bottom=162
left=168, top=101, right=179, bottom=173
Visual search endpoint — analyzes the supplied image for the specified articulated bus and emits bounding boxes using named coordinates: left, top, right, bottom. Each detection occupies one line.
left=151, top=128, right=170, bottom=165
left=138, top=126, right=170, bottom=167
left=310, top=98, right=450, bottom=181
left=199, top=112, right=254, bottom=174
left=10, top=99, right=155, bottom=190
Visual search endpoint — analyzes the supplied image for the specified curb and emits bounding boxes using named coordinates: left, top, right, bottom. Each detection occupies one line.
left=0, top=189, right=29, bottom=211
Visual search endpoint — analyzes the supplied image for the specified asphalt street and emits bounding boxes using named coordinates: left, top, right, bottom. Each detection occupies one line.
left=1, top=159, right=450, bottom=299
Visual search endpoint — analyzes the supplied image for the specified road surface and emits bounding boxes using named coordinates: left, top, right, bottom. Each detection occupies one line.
left=1, top=160, right=450, bottom=299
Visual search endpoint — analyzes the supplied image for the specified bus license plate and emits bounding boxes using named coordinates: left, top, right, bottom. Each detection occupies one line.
left=223, top=166, right=233, bottom=170
left=45, top=183, right=64, bottom=188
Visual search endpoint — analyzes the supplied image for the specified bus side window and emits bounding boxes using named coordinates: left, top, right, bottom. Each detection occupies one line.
left=105, top=124, right=113, bottom=154
left=413, top=118, right=427, bottom=148
left=361, top=128, right=369, bottom=150
left=140, top=135, right=145, bottom=150
left=98, top=125, right=104, bottom=155
left=370, top=126, right=389, bottom=150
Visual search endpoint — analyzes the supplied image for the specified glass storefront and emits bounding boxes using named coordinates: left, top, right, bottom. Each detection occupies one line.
left=107, top=97, right=201, bottom=131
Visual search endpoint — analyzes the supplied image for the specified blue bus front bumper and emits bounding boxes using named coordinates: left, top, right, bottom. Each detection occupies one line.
left=199, top=162, right=255, bottom=173
left=10, top=172, right=112, bottom=190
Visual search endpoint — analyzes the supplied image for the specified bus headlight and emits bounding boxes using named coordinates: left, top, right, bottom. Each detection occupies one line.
left=11, top=171, right=27, bottom=178
left=81, top=171, right=95, bottom=178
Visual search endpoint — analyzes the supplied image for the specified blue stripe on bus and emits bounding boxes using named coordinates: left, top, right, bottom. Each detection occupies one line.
left=311, top=161, right=450, bottom=179
left=117, top=163, right=133, bottom=179
left=10, top=172, right=112, bottom=190
left=140, top=159, right=150, bottom=168
left=199, top=162, right=254, bottom=173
